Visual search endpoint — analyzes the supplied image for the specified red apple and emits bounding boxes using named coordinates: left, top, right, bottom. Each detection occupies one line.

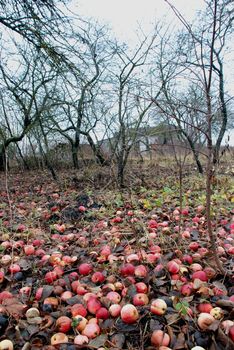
left=106, top=291, right=121, bottom=304
left=120, top=263, right=135, bottom=276
left=197, top=303, right=213, bottom=314
left=71, top=303, right=87, bottom=317
left=24, top=245, right=35, bottom=255
left=203, top=267, right=216, bottom=279
left=91, top=271, right=105, bottom=284
left=78, top=263, right=92, bottom=275
left=151, top=299, right=167, bottom=315
left=0, top=271, right=4, bottom=283
left=189, top=242, right=200, bottom=251
left=182, top=255, right=193, bottom=265
left=35, top=287, right=43, bottom=301
left=135, top=282, right=148, bottom=294
left=181, top=283, right=193, bottom=296
left=96, top=307, right=109, bottom=319
left=121, top=304, right=139, bottom=324
left=87, top=297, right=101, bottom=314
left=82, top=323, right=100, bottom=338
left=192, top=271, right=208, bottom=282
left=167, top=260, right=180, bottom=274
left=61, top=291, right=73, bottom=302
left=134, top=265, right=148, bottom=278
left=9, top=264, right=21, bottom=274
left=133, top=293, right=149, bottom=306
left=109, top=304, right=121, bottom=317
left=56, top=316, right=72, bottom=333
left=45, top=271, right=57, bottom=283
left=0, top=291, right=13, bottom=302
left=151, top=330, right=170, bottom=347
left=78, top=206, right=86, bottom=212
left=229, top=325, right=234, bottom=342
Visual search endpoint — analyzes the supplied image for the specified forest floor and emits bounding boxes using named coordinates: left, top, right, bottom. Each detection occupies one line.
left=0, top=168, right=233, bottom=349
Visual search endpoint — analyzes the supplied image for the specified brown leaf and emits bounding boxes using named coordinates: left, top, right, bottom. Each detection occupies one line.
left=89, top=334, right=108, bottom=349
left=165, top=312, right=180, bottom=325
left=212, top=281, right=228, bottom=295
left=216, top=299, right=234, bottom=309
left=173, top=332, right=186, bottom=349
left=216, top=328, right=234, bottom=350
left=193, top=278, right=206, bottom=290
left=18, top=259, right=31, bottom=271
left=110, top=333, right=126, bottom=349
left=2, top=298, right=27, bottom=318
left=41, top=285, right=54, bottom=299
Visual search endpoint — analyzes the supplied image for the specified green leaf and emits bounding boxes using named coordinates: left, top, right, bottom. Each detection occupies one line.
left=175, top=302, right=182, bottom=311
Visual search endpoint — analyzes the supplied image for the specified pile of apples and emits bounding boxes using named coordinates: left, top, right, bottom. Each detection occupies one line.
left=0, top=199, right=233, bottom=349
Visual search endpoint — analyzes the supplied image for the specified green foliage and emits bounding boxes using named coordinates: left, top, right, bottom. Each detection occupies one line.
left=175, top=301, right=190, bottom=316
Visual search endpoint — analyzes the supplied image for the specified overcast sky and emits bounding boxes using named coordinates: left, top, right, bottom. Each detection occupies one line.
left=71, top=0, right=234, bottom=144
left=75, top=0, right=205, bottom=40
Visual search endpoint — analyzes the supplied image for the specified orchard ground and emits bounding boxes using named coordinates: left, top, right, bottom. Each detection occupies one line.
left=0, top=164, right=233, bottom=350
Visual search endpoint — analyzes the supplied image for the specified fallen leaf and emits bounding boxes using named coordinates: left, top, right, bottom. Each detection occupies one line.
left=2, top=298, right=27, bottom=318
left=89, top=334, right=108, bottom=348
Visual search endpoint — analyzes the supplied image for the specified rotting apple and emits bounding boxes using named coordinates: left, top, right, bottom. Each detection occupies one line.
left=197, top=313, right=215, bottom=330
left=74, top=335, right=89, bottom=346
left=51, top=333, right=68, bottom=345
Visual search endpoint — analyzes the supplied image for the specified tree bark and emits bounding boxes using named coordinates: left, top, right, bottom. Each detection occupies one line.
left=0, top=148, right=6, bottom=171
left=71, top=142, right=79, bottom=169
left=85, top=133, right=106, bottom=165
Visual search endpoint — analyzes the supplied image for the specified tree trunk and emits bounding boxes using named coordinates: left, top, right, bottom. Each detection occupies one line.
left=0, top=148, right=6, bottom=171
left=212, top=58, right=227, bottom=166
left=28, top=136, right=40, bottom=168
left=180, top=130, right=203, bottom=174
left=16, top=144, right=30, bottom=170
left=86, top=133, right=106, bottom=165
left=194, top=151, right=203, bottom=174
left=117, top=159, right=125, bottom=188
left=71, top=143, right=79, bottom=169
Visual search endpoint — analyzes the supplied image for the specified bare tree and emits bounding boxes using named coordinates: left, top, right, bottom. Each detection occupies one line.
left=164, top=0, right=234, bottom=274
left=106, top=32, right=164, bottom=187
left=0, top=46, right=58, bottom=171
left=0, top=0, right=71, bottom=66
left=40, top=23, right=113, bottom=168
